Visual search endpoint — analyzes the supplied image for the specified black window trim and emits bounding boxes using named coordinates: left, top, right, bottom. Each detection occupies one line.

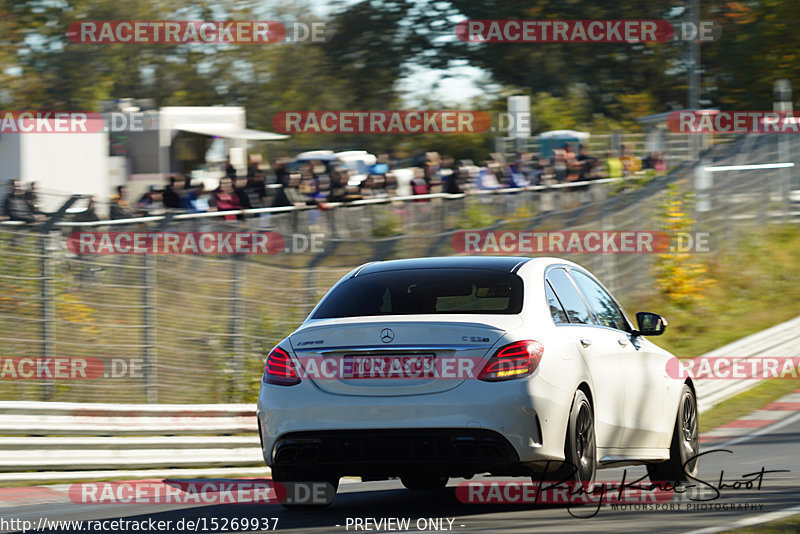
left=544, top=264, right=634, bottom=333
left=544, top=279, right=570, bottom=326
left=544, top=266, right=595, bottom=327
left=566, top=267, right=634, bottom=334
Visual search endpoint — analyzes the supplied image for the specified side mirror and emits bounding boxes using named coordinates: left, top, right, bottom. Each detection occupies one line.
left=635, top=312, right=668, bottom=336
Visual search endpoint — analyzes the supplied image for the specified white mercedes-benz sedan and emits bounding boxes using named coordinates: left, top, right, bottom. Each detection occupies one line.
left=256, top=256, right=698, bottom=505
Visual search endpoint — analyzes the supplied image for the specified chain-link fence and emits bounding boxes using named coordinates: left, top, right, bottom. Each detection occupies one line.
left=1, top=132, right=797, bottom=403
left=493, top=131, right=734, bottom=169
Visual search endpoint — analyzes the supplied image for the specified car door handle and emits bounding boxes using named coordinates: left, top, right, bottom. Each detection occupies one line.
left=617, top=338, right=629, bottom=346
left=579, top=338, right=592, bottom=348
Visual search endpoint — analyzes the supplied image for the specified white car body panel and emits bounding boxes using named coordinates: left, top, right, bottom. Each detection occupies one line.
left=257, top=257, right=690, bottom=477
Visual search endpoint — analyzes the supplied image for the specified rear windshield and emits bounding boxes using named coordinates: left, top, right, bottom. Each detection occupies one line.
left=312, top=268, right=524, bottom=319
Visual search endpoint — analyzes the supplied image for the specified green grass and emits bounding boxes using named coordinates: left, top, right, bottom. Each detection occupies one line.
left=624, top=225, right=800, bottom=432
left=628, top=225, right=800, bottom=360
left=699, top=380, right=799, bottom=433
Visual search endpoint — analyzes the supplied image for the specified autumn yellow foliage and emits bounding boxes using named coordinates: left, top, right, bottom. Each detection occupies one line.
left=654, top=185, right=714, bottom=306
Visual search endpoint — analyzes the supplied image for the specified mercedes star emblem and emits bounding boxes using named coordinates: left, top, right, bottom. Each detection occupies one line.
left=380, top=328, right=395, bottom=343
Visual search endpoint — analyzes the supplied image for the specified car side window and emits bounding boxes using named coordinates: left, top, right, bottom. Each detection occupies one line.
left=545, top=268, right=592, bottom=325
left=569, top=270, right=631, bottom=332
left=545, top=281, right=569, bottom=325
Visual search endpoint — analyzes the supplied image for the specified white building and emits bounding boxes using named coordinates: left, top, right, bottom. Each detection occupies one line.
left=0, top=128, right=110, bottom=214
left=0, top=105, right=287, bottom=217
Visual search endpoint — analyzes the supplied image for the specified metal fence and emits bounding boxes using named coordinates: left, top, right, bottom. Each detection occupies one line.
left=494, top=131, right=732, bottom=169
left=1, top=132, right=797, bottom=404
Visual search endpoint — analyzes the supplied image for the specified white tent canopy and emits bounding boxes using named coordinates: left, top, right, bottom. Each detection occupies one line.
left=175, top=123, right=288, bottom=141
left=537, top=129, right=591, bottom=140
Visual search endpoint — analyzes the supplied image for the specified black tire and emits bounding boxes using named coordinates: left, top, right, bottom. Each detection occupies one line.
left=544, top=390, right=596, bottom=484
left=647, top=384, right=699, bottom=483
left=400, top=473, right=449, bottom=491
left=271, top=468, right=339, bottom=508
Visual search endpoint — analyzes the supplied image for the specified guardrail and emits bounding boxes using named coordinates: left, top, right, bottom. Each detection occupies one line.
left=0, top=401, right=256, bottom=436
left=0, top=402, right=262, bottom=481
left=2, top=314, right=798, bottom=481
left=693, top=315, right=800, bottom=412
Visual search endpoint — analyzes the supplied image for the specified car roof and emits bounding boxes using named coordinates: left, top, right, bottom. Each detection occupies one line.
left=335, top=150, right=371, bottom=158
left=354, top=256, right=536, bottom=276
left=295, top=154, right=339, bottom=162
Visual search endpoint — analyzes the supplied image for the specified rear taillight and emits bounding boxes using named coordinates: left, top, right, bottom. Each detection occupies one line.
left=263, top=346, right=300, bottom=386
left=478, top=340, right=544, bottom=382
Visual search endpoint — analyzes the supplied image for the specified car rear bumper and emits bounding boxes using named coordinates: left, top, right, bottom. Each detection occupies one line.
left=256, top=375, right=572, bottom=475
left=271, top=428, right=520, bottom=478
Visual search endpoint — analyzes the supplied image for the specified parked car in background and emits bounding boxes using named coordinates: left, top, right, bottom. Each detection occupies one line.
left=292, top=150, right=377, bottom=186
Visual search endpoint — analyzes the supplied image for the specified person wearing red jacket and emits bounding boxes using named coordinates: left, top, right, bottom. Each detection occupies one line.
left=211, top=177, right=242, bottom=221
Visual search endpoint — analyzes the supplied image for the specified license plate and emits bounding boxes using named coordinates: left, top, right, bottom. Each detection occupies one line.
left=341, top=354, right=435, bottom=379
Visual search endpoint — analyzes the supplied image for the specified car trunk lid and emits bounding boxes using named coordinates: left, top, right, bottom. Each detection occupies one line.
left=289, top=316, right=521, bottom=396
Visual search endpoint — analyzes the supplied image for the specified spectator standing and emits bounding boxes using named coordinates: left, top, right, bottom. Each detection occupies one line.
left=367, top=174, right=389, bottom=199
left=476, top=163, right=501, bottom=190
left=211, top=177, right=242, bottom=220
left=297, top=174, right=322, bottom=207
left=563, top=144, right=581, bottom=182
left=576, top=146, right=598, bottom=181
left=2, top=179, right=43, bottom=223
left=326, top=169, right=350, bottom=204
left=273, top=159, right=289, bottom=186
left=410, top=167, right=429, bottom=200
left=137, top=186, right=166, bottom=216
left=179, top=182, right=210, bottom=213
left=73, top=196, right=100, bottom=222
left=619, top=143, right=642, bottom=175
left=510, top=152, right=533, bottom=184
left=423, top=152, right=442, bottom=191
left=25, top=182, right=44, bottom=217
left=109, top=185, right=137, bottom=219
left=225, top=158, right=237, bottom=179
left=444, top=164, right=465, bottom=194
left=552, top=148, right=568, bottom=182
left=643, top=151, right=667, bottom=172
left=246, top=154, right=262, bottom=180
left=246, top=172, right=267, bottom=207
left=163, top=175, right=187, bottom=209
left=272, top=172, right=308, bottom=208
left=359, top=175, right=377, bottom=199
left=605, top=150, right=623, bottom=179
left=507, top=153, right=530, bottom=188
left=234, top=176, right=254, bottom=210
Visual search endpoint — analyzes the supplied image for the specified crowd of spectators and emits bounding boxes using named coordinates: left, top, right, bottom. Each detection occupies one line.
left=1, top=179, right=46, bottom=223
left=125, top=157, right=275, bottom=219
left=1, top=144, right=667, bottom=224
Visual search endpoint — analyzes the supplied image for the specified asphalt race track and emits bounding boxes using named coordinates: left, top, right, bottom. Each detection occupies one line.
left=5, top=411, right=800, bottom=534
